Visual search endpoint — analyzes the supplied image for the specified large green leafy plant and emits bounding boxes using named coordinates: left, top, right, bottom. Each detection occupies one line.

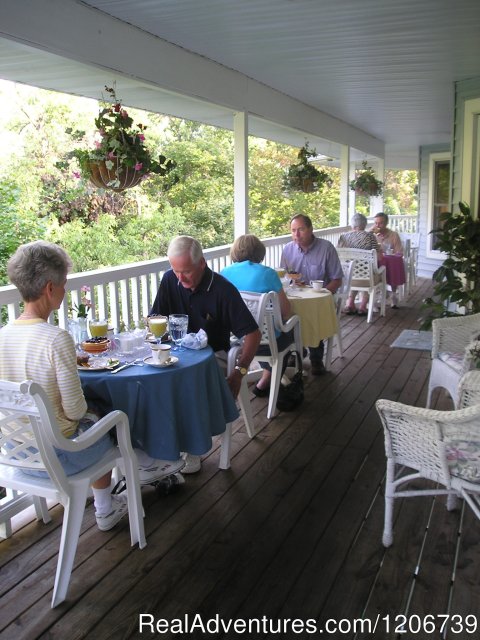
left=420, top=202, right=480, bottom=328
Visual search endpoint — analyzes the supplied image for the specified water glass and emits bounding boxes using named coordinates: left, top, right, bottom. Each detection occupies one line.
left=169, top=314, right=189, bottom=351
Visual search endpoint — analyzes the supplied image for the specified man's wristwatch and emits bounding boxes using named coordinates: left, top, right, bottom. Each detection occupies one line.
left=234, top=365, right=248, bottom=376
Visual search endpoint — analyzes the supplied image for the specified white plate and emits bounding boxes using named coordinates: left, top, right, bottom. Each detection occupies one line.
left=143, top=356, right=179, bottom=368
left=77, top=358, right=120, bottom=371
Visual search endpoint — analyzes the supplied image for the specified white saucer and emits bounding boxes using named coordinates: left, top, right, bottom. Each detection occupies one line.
left=143, top=356, right=179, bottom=368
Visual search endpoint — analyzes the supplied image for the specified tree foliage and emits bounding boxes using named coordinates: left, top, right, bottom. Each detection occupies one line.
left=0, top=80, right=416, bottom=280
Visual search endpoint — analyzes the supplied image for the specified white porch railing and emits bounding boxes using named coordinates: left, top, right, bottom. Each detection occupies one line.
left=0, top=217, right=416, bottom=332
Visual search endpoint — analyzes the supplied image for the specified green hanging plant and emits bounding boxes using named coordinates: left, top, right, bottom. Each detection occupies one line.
left=349, top=160, right=383, bottom=197
left=57, top=85, right=177, bottom=192
left=284, top=142, right=331, bottom=193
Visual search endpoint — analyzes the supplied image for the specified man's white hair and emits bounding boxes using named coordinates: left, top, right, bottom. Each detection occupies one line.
left=167, top=236, right=203, bottom=264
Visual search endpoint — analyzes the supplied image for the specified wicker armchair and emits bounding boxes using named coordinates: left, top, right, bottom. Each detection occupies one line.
left=426, top=313, right=480, bottom=407
left=376, top=398, right=480, bottom=547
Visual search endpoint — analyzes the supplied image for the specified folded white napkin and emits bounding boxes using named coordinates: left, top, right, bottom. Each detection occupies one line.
left=182, top=328, right=208, bottom=350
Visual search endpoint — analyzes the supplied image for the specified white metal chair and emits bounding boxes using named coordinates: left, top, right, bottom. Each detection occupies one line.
left=376, top=398, right=480, bottom=547
left=426, top=313, right=480, bottom=408
left=336, top=248, right=386, bottom=323
left=238, top=291, right=302, bottom=420
left=333, top=259, right=355, bottom=357
left=0, top=379, right=146, bottom=607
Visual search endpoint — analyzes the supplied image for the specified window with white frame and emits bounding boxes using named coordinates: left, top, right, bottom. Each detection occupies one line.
left=426, top=152, right=450, bottom=258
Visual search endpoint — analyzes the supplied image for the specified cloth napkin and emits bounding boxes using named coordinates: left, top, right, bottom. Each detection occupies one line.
left=182, top=328, right=208, bottom=350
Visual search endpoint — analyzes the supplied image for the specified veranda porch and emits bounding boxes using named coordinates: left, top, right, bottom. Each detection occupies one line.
left=2, top=275, right=478, bottom=640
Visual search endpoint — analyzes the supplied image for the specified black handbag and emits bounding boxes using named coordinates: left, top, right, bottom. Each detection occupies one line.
left=276, top=351, right=304, bottom=412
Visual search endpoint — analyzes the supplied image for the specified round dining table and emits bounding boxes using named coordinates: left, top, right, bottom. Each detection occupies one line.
left=286, top=287, right=339, bottom=347
left=79, top=345, right=239, bottom=460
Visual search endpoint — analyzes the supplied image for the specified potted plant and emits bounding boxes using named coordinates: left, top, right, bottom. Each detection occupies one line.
left=63, top=85, right=176, bottom=192
left=284, top=142, right=331, bottom=193
left=420, top=201, right=480, bottom=329
left=349, top=160, right=383, bottom=197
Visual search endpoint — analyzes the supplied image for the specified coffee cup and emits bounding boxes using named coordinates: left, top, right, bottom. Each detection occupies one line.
left=310, top=280, right=324, bottom=291
left=151, top=343, right=171, bottom=365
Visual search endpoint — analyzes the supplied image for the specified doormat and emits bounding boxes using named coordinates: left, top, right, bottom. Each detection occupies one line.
left=390, top=329, right=433, bottom=351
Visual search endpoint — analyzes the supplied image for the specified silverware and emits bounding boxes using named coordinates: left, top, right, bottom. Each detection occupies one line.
left=110, top=358, right=144, bottom=374
left=110, top=361, right=136, bottom=374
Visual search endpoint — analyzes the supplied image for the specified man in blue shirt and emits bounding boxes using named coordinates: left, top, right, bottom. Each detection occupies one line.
left=281, top=214, right=342, bottom=375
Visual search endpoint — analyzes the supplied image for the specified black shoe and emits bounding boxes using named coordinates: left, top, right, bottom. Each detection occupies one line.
left=311, top=362, right=327, bottom=376
left=252, top=385, right=270, bottom=397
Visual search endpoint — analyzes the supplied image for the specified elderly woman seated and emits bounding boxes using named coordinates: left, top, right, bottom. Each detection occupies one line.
left=0, top=241, right=184, bottom=531
left=337, top=212, right=382, bottom=316
left=221, top=234, right=293, bottom=397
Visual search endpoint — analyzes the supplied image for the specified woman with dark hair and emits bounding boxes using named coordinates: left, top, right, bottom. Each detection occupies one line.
left=221, top=234, right=292, bottom=396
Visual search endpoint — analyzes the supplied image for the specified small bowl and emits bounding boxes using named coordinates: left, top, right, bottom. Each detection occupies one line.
left=81, top=338, right=109, bottom=353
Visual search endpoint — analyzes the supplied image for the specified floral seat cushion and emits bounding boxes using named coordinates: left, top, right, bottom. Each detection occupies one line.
left=446, top=438, right=480, bottom=484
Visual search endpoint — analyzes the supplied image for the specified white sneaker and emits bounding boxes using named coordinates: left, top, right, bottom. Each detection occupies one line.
left=181, top=453, right=202, bottom=474
left=138, top=457, right=185, bottom=485
left=95, top=494, right=128, bottom=531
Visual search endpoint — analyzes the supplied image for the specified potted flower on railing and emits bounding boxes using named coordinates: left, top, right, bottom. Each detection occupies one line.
left=349, top=160, right=383, bottom=197
left=284, top=142, right=331, bottom=193
left=61, top=85, right=177, bottom=192
left=68, top=285, right=91, bottom=344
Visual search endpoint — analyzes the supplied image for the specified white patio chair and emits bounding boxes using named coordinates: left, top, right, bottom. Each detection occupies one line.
left=426, top=313, right=480, bottom=408
left=400, top=232, right=419, bottom=294
left=333, top=259, right=355, bottom=357
left=0, top=379, right=146, bottom=607
left=336, top=248, right=386, bottom=323
left=234, top=291, right=302, bottom=422
left=0, top=485, right=51, bottom=540
left=376, top=398, right=480, bottom=547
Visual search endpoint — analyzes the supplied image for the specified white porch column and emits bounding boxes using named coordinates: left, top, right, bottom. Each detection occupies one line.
left=370, top=158, right=385, bottom=215
left=348, top=159, right=357, bottom=221
left=339, top=145, right=350, bottom=226
left=234, top=111, right=249, bottom=237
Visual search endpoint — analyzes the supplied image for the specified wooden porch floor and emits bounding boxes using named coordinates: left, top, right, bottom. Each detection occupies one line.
left=2, top=278, right=479, bottom=640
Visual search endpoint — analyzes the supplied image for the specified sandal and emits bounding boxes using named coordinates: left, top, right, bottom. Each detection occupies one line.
left=357, top=309, right=367, bottom=316
left=252, top=385, right=270, bottom=398
left=343, top=307, right=357, bottom=315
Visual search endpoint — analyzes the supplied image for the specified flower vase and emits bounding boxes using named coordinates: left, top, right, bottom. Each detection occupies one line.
left=78, top=317, right=89, bottom=343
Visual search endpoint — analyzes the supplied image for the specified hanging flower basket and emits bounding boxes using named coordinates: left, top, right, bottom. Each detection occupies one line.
left=350, top=160, right=383, bottom=197
left=284, top=142, right=331, bottom=194
left=88, top=160, right=144, bottom=192
left=60, top=85, right=177, bottom=192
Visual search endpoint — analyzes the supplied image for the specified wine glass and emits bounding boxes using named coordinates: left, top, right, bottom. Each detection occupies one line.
left=169, top=314, right=189, bottom=351
left=148, top=315, right=168, bottom=343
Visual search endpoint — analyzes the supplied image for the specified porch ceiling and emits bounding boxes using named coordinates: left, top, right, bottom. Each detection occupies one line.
left=1, top=0, right=480, bottom=169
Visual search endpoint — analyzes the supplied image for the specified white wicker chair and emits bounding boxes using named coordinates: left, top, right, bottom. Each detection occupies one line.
left=426, top=313, right=480, bottom=407
left=336, top=248, right=386, bottom=323
left=458, top=369, right=480, bottom=408
left=0, top=379, right=146, bottom=607
left=333, top=259, right=355, bottom=357
left=376, top=398, right=480, bottom=547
